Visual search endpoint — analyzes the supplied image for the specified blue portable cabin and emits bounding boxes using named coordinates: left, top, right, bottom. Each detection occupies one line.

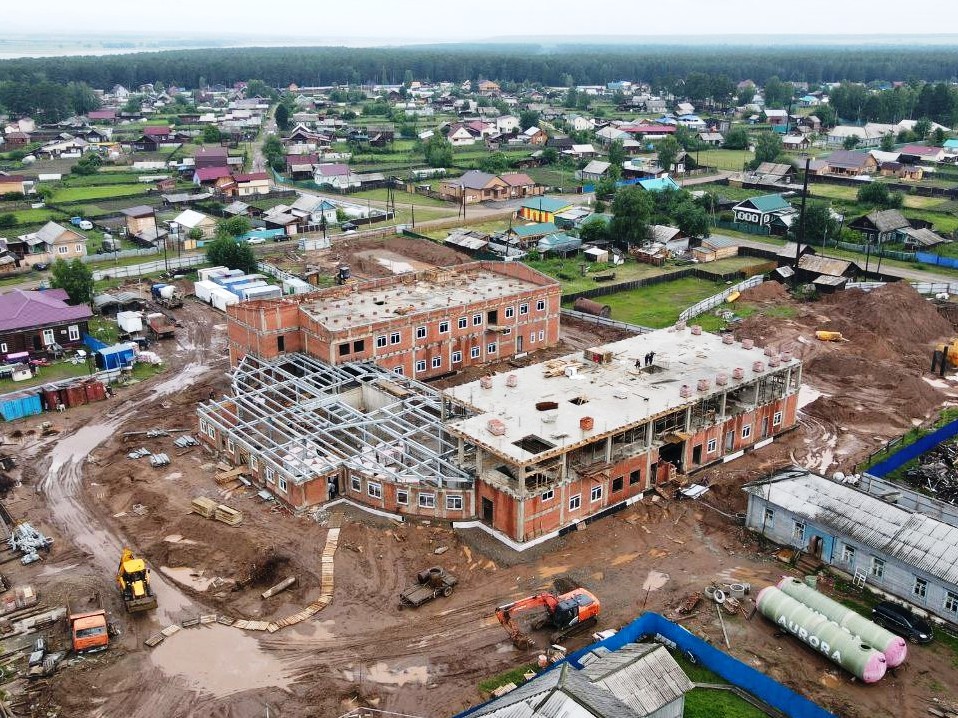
left=95, top=343, right=136, bottom=371
left=0, top=390, right=43, bottom=421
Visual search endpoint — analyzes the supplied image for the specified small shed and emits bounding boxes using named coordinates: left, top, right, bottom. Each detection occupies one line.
left=693, top=235, right=739, bottom=262
left=0, top=391, right=42, bottom=421
left=583, top=246, right=609, bottom=263
left=96, top=343, right=136, bottom=371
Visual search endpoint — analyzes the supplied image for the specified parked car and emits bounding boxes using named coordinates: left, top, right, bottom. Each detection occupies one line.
left=33, top=263, right=49, bottom=271
left=340, top=222, right=358, bottom=232
left=78, top=220, right=93, bottom=230
left=246, top=237, right=266, bottom=245
left=872, top=601, right=934, bottom=643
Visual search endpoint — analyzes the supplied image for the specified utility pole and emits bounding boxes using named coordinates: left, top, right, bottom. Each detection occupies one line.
left=795, top=155, right=811, bottom=272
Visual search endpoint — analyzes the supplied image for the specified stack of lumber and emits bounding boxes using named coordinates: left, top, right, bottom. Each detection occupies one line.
left=266, top=520, right=341, bottom=632
left=214, top=504, right=243, bottom=526
left=190, top=497, right=218, bottom=518
left=214, top=467, right=246, bottom=485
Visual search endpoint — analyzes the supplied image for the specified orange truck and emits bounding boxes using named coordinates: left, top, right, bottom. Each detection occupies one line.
left=67, top=596, right=109, bottom=653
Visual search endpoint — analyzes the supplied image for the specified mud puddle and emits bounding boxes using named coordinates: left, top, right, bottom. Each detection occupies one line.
left=150, top=623, right=291, bottom=697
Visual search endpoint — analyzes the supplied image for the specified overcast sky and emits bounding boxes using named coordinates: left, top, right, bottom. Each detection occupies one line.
left=5, top=0, right=958, bottom=40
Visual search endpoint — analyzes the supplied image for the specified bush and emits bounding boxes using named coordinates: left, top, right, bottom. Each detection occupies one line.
left=0, top=213, right=15, bottom=229
left=719, top=210, right=734, bottom=222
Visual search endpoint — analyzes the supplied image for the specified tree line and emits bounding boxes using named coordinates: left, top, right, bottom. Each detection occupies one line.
left=2, top=45, right=958, bottom=92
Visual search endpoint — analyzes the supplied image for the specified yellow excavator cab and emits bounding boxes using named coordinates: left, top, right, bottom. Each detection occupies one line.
left=116, top=547, right=157, bottom=612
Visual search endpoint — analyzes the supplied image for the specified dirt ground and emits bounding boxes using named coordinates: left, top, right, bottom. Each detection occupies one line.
left=0, top=280, right=957, bottom=717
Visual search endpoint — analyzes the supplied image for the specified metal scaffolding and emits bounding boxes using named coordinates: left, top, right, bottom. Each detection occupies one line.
left=198, top=353, right=475, bottom=491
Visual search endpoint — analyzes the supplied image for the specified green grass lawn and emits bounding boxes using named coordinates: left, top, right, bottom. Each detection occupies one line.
left=0, top=208, right=65, bottom=224
left=0, top=359, right=91, bottom=392
left=59, top=173, right=147, bottom=187
left=51, top=184, right=151, bottom=203
left=566, top=276, right=728, bottom=328
left=477, top=663, right=538, bottom=696
left=350, top=187, right=453, bottom=208
left=701, top=149, right=754, bottom=172
left=670, top=653, right=767, bottom=718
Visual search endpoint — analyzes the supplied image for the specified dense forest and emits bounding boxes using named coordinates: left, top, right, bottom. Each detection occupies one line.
left=1, top=44, right=958, bottom=91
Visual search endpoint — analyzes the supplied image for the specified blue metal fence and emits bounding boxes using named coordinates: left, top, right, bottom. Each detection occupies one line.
left=916, top=252, right=958, bottom=270
left=455, top=612, right=835, bottom=718
left=869, top=418, right=958, bottom=477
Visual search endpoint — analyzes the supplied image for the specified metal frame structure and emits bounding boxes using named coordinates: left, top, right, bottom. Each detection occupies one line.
left=198, top=353, right=474, bottom=493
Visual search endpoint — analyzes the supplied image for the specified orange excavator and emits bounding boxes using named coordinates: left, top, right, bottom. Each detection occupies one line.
left=495, top=587, right=600, bottom=649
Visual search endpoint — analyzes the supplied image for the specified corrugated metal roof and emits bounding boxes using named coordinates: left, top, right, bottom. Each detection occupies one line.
left=581, top=644, right=692, bottom=715
left=745, top=470, right=958, bottom=586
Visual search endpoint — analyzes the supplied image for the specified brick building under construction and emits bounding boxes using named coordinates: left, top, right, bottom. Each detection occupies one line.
left=198, top=325, right=801, bottom=546
left=226, top=261, right=561, bottom=380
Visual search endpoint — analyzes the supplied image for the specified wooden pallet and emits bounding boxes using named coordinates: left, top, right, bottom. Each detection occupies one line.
left=214, top=467, right=246, bottom=484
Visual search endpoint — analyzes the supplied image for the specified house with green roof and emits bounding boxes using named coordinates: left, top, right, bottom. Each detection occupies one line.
left=507, top=222, right=558, bottom=243
left=517, top=197, right=575, bottom=223
left=732, top=193, right=797, bottom=233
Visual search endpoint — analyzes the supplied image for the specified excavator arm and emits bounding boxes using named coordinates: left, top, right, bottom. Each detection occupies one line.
left=495, top=592, right=558, bottom=649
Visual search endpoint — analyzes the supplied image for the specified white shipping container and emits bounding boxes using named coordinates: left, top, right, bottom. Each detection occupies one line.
left=197, top=266, right=230, bottom=282
left=230, top=281, right=268, bottom=298
left=210, top=287, right=240, bottom=312
left=116, top=311, right=143, bottom=334
left=242, top=285, right=283, bottom=301
left=193, top=280, right=220, bottom=303
left=282, top=277, right=315, bottom=295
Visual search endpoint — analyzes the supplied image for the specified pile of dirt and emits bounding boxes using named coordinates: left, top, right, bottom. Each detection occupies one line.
left=817, top=283, right=954, bottom=365
left=739, top=281, right=790, bottom=303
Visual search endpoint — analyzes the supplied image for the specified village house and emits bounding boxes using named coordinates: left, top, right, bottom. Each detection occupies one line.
left=172, top=209, right=218, bottom=240
left=0, top=175, right=29, bottom=195
left=194, top=146, right=230, bottom=169
left=848, top=209, right=912, bottom=245
left=232, top=172, right=271, bottom=196
left=823, top=150, right=878, bottom=176
left=10, top=222, right=86, bottom=267
left=0, top=288, right=92, bottom=356
left=516, top=197, right=575, bottom=224
left=522, top=126, right=549, bottom=145
left=439, top=170, right=510, bottom=204
left=313, top=163, right=360, bottom=191
left=732, top=194, right=798, bottom=232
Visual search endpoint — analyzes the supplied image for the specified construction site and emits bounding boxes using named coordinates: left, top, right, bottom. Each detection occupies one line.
left=2, top=248, right=958, bottom=718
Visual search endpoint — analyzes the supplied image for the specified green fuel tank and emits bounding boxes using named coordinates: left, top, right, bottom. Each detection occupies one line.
left=757, top=585, right=887, bottom=683
left=777, top=576, right=907, bottom=667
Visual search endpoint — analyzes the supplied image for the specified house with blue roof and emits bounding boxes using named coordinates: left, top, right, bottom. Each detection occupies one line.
left=636, top=177, right=681, bottom=193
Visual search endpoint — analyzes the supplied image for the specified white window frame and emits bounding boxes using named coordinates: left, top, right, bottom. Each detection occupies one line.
left=529, top=332, right=536, bottom=344
left=390, top=331, right=401, bottom=344
left=439, top=320, right=449, bottom=333
left=842, top=544, right=855, bottom=563
left=914, top=576, right=927, bottom=599
left=452, top=351, right=462, bottom=364
left=206, top=423, right=215, bottom=439
left=396, top=490, right=408, bottom=505
left=392, top=366, right=403, bottom=375
left=250, top=455, right=258, bottom=471
left=458, top=317, right=467, bottom=329
left=538, top=330, right=544, bottom=341
left=226, top=437, right=235, bottom=452
left=541, top=489, right=554, bottom=502
left=792, top=520, right=805, bottom=544
left=707, top=438, right=717, bottom=453
left=945, top=591, right=958, bottom=614
left=446, top=495, right=463, bottom=510
left=278, top=477, right=287, bottom=493
left=536, top=299, right=545, bottom=311
left=415, top=360, right=426, bottom=373
left=419, top=493, right=436, bottom=509
left=470, top=346, right=481, bottom=359
left=569, top=494, right=581, bottom=511
left=0, top=343, right=6, bottom=353
left=871, top=557, right=885, bottom=579
left=431, top=356, right=441, bottom=369
left=472, top=313, right=482, bottom=326
left=351, top=476, right=361, bottom=492
left=416, top=326, right=426, bottom=339
left=42, top=329, right=55, bottom=345
left=487, top=342, right=497, bottom=354
left=265, top=466, right=274, bottom=483
left=742, top=424, right=752, bottom=440
left=75, top=243, right=83, bottom=253
left=519, top=303, right=529, bottom=315
left=773, top=411, right=783, bottom=426
left=376, top=335, right=387, bottom=348
left=57, top=245, right=69, bottom=254
left=368, top=481, right=382, bottom=499
left=505, top=306, right=515, bottom=318
left=68, top=325, right=80, bottom=341
left=590, top=485, right=602, bottom=502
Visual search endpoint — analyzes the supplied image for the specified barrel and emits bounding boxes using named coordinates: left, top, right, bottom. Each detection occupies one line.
left=573, top=297, right=611, bottom=318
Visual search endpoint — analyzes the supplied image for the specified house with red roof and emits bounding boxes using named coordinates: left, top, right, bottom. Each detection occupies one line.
left=898, top=144, right=946, bottom=163
left=0, top=175, right=29, bottom=195
left=133, top=125, right=176, bottom=152
left=0, top=288, right=92, bottom=355
left=313, top=163, right=360, bottom=190
left=87, top=109, right=117, bottom=123
left=194, top=146, right=229, bottom=170
left=193, top=166, right=233, bottom=186
left=500, top=172, right=542, bottom=199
